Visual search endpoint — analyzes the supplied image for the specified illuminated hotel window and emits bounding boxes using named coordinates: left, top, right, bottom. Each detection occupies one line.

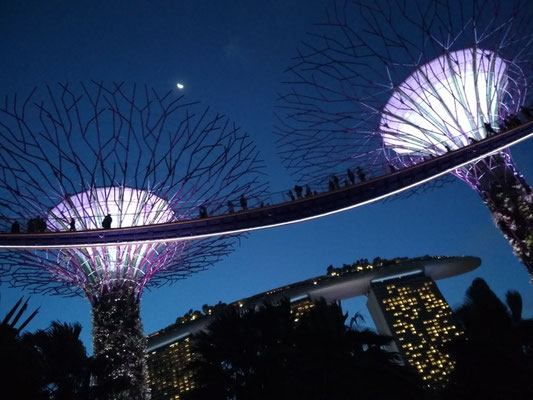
left=367, top=272, right=461, bottom=388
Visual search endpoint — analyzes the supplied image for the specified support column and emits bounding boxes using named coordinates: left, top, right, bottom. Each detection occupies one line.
left=91, top=283, right=150, bottom=399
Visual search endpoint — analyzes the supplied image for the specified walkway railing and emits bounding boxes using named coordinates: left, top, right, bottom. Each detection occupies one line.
left=1, top=119, right=533, bottom=249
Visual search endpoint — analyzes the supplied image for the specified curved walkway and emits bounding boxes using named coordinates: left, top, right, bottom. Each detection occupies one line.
left=1, top=121, right=533, bottom=250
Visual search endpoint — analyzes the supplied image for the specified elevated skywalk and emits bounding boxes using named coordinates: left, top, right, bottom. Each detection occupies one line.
left=1, top=120, right=532, bottom=250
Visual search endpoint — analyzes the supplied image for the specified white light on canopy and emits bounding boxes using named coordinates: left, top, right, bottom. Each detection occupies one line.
left=47, top=187, right=177, bottom=279
left=48, top=187, right=175, bottom=230
left=380, top=48, right=508, bottom=157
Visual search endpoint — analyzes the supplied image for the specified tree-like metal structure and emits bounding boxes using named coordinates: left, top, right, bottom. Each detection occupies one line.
left=0, top=81, right=266, bottom=398
left=276, top=0, right=533, bottom=276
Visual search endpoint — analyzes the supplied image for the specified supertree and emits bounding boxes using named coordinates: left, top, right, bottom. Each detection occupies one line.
left=276, top=0, right=533, bottom=277
left=0, top=81, right=266, bottom=398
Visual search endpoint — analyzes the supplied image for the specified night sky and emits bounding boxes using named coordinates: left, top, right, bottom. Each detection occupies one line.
left=1, top=0, right=532, bottom=353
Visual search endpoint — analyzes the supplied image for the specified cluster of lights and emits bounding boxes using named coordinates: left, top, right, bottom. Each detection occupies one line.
left=380, top=279, right=459, bottom=386
left=147, top=337, right=196, bottom=398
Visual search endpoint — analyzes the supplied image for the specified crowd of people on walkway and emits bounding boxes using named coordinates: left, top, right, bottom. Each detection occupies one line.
left=7, top=165, right=372, bottom=233
left=8, top=106, right=533, bottom=234
left=9, top=213, right=114, bottom=234
left=483, top=106, right=533, bottom=136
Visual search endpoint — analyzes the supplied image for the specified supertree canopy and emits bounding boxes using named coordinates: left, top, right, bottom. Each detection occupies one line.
left=276, top=0, right=533, bottom=276
left=0, top=81, right=266, bottom=398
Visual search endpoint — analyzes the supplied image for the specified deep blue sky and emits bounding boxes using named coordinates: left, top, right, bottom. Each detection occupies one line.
left=1, top=0, right=532, bottom=353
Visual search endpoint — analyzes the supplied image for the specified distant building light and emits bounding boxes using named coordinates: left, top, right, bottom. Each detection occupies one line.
left=371, top=269, right=423, bottom=283
left=290, top=294, right=309, bottom=303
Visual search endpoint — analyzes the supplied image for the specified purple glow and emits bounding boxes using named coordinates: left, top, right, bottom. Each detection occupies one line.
left=378, top=47, right=527, bottom=191
left=47, top=186, right=176, bottom=230
left=0, top=82, right=267, bottom=300
left=276, top=0, right=533, bottom=276
left=380, top=48, right=511, bottom=156
left=46, top=187, right=181, bottom=297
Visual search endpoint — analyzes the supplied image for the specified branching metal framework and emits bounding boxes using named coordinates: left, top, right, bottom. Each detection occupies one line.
left=276, top=0, right=533, bottom=275
left=0, top=81, right=267, bottom=397
left=0, top=82, right=266, bottom=301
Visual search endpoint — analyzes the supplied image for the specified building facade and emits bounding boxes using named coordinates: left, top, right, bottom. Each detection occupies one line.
left=146, top=256, right=479, bottom=398
left=367, top=271, right=462, bottom=387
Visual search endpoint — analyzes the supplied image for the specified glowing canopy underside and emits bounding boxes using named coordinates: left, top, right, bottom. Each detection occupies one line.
left=47, top=187, right=176, bottom=230
left=47, top=187, right=180, bottom=288
left=380, top=48, right=510, bottom=156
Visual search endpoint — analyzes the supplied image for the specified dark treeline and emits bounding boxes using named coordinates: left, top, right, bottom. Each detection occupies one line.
left=183, top=279, right=533, bottom=400
left=444, top=278, right=533, bottom=399
left=182, top=299, right=420, bottom=400
left=3, top=278, right=533, bottom=399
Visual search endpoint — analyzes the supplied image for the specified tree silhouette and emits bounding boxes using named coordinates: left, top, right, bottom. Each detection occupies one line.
left=0, top=298, right=45, bottom=399
left=183, top=299, right=419, bottom=400
left=23, top=321, right=91, bottom=399
left=0, top=298, right=91, bottom=399
left=445, top=278, right=533, bottom=399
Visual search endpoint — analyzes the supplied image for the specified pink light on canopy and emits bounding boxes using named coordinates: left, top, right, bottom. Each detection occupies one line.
left=46, top=186, right=182, bottom=296
left=380, top=48, right=513, bottom=157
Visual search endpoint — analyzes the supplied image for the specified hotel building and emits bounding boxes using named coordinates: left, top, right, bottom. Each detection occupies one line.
left=146, top=255, right=479, bottom=398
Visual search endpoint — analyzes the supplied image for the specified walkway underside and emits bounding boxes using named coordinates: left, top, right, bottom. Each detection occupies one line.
left=2, top=121, right=533, bottom=250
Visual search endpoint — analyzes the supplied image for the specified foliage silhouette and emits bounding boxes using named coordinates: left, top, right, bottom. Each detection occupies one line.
left=182, top=298, right=420, bottom=400
left=23, top=321, right=92, bottom=399
left=444, top=278, right=533, bottom=399
left=0, top=299, right=92, bottom=399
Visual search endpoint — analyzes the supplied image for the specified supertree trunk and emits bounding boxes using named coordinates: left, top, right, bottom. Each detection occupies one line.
left=471, top=155, right=533, bottom=276
left=91, top=283, right=149, bottom=399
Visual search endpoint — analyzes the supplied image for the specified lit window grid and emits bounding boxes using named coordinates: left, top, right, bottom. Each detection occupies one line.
left=146, top=337, right=196, bottom=400
left=374, top=278, right=461, bottom=386
left=291, top=298, right=315, bottom=322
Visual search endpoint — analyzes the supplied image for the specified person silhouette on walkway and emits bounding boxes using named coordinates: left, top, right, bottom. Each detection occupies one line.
left=199, top=205, right=208, bottom=218
left=484, top=122, right=496, bottom=135
left=27, top=218, right=36, bottom=233
left=287, top=190, right=295, bottom=201
left=511, top=114, right=522, bottom=127
left=11, top=221, right=20, bottom=233
left=69, top=218, right=76, bottom=232
left=347, top=168, right=355, bottom=185
left=227, top=200, right=234, bottom=213
left=356, top=167, right=366, bottom=182
left=37, top=217, right=46, bottom=232
left=102, top=214, right=112, bottom=229
left=240, top=195, right=247, bottom=211
left=294, top=185, right=303, bottom=199
left=332, top=175, right=340, bottom=189
left=305, top=185, right=312, bottom=198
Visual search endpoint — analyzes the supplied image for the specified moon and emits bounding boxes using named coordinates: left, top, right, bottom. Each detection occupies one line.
left=176, top=83, right=184, bottom=90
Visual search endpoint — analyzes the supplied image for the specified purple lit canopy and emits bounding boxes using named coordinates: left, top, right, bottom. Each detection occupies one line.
left=0, top=81, right=267, bottom=302
left=276, top=0, right=533, bottom=276
left=276, top=0, right=533, bottom=183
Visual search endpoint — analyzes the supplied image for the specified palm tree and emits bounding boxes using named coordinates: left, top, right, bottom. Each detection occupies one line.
left=0, top=297, right=46, bottom=399
left=183, top=301, right=293, bottom=400
left=0, top=298, right=92, bottom=399
left=23, top=321, right=91, bottom=399
left=287, top=299, right=419, bottom=400
left=445, top=278, right=533, bottom=399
